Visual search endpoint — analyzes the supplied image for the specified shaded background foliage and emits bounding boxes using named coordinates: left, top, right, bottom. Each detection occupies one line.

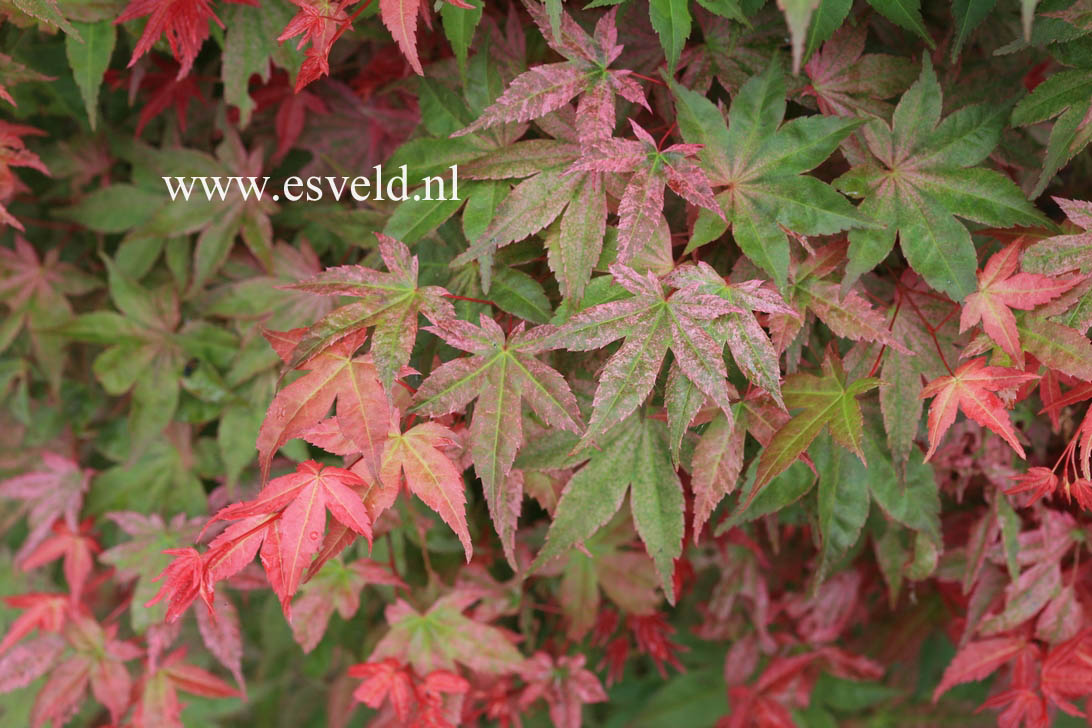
left=2, top=0, right=1092, bottom=725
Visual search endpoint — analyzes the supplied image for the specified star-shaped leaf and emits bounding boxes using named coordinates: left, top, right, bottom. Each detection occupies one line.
left=751, top=347, right=879, bottom=502
left=531, top=413, right=684, bottom=604
left=920, top=357, right=1038, bottom=461
left=673, top=59, right=876, bottom=289
left=452, top=3, right=649, bottom=143
left=412, top=315, right=582, bottom=566
left=286, top=234, right=455, bottom=395
left=834, top=57, right=1048, bottom=300
left=379, top=421, right=473, bottom=561
left=548, top=263, right=740, bottom=451
left=960, top=241, right=1080, bottom=365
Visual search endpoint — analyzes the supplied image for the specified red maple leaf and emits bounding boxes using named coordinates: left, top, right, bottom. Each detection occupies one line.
left=0, top=121, right=48, bottom=230
left=0, top=593, right=68, bottom=656
left=133, top=57, right=206, bottom=136
left=519, top=652, right=607, bottom=728
left=144, top=547, right=216, bottom=623
left=251, top=70, right=328, bottom=163
left=115, top=0, right=256, bottom=79
left=920, top=358, right=1039, bottom=461
left=18, top=518, right=99, bottom=599
left=959, top=241, right=1080, bottom=364
left=349, top=657, right=415, bottom=721
left=197, top=460, right=373, bottom=615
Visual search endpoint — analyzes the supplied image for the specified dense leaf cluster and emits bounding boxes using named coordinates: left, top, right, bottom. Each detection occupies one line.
left=3, top=0, right=1092, bottom=725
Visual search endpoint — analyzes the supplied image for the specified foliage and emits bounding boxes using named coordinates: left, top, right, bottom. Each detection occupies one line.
left=5, top=0, right=1092, bottom=726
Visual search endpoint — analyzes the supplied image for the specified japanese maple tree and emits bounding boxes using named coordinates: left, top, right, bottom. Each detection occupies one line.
left=6, top=0, right=1092, bottom=726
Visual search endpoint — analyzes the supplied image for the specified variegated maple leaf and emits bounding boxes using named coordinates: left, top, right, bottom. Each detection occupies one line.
left=452, top=2, right=649, bottom=142
left=379, top=420, right=473, bottom=562
left=412, top=314, right=582, bottom=566
left=960, top=241, right=1080, bottom=365
left=456, top=107, right=607, bottom=300
left=668, top=260, right=798, bottom=408
left=750, top=347, right=879, bottom=501
left=369, top=591, right=523, bottom=675
left=563, top=119, right=724, bottom=267
left=920, top=358, right=1039, bottom=461
left=548, top=263, right=740, bottom=451
left=256, top=329, right=391, bottom=482
left=285, top=234, right=454, bottom=395
left=531, top=413, right=684, bottom=604
left=800, top=23, right=916, bottom=119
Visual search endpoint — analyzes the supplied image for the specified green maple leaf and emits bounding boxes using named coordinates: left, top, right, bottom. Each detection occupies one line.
left=411, top=314, right=583, bottom=567
left=530, top=412, right=684, bottom=604
left=1012, top=69, right=1092, bottom=197
left=750, top=346, right=878, bottom=504
left=370, top=592, right=524, bottom=675
left=671, top=58, right=876, bottom=290
left=834, top=57, right=1048, bottom=300
left=286, top=234, right=455, bottom=395
left=557, top=513, right=663, bottom=640
left=547, top=263, right=740, bottom=452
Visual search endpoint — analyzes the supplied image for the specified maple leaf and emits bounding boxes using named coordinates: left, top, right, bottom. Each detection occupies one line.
left=800, top=24, right=915, bottom=119
left=750, top=347, right=879, bottom=502
left=0, top=452, right=91, bottom=565
left=960, top=241, right=1080, bottom=364
left=132, top=56, right=205, bottom=135
left=291, top=558, right=404, bottom=652
left=206, top=460, right=373, bottom=611
left=668, top=261, right=798, bottom=409
left=18, top=518, right=99, bottom=599
left=57, top=258, right=210, bottom=454
left=562, top=119, right=724, bottom=265
left=672, top=60, right=876, bottom=289
left=0, top=122, right=49, bottom=231
left=0, top=593, right=68, bottom=656
left=348, top=657, right=415, bottom=721
left=920, top=357, right=1038, bottom=461
left=370, top=592, right=524, bottom=675
left=144, top=547, right=217, bottom=623
left=115, top=0, right=249, bottom=79
left=518, top=652, right=607, bottom=728
left=548, top=263, right=740, bottom=451
left=679, top=10, right=777, bottom=98
left=454, top=109, right=607, bottom=298
left=29, top=614, right=142, bottom=728
left=933, top=636, right=1029, bottom=702
left=0, top=238, right=97, bottom=390
left=256, top=329, right=392, bottom=481
left=1012, top=70, right=1092, bottom=196
left=452, top=3, right=649, bottom=141
left=532, top=413, right=684, bottom=604
left=97, top=512, right=204, bottom=630
left=1022, top=197, right=1092, bottom=275
left=132, top=647, right=240, bottom=728
left=834, top=58, right=1048, bottom=299
left=412, top=314, right=582, bottom=566
left=285, top=234, right=454, bottom=396
left=379, top=420, right=472, bottom=561
left=251, top=70, right=329, bottom=163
